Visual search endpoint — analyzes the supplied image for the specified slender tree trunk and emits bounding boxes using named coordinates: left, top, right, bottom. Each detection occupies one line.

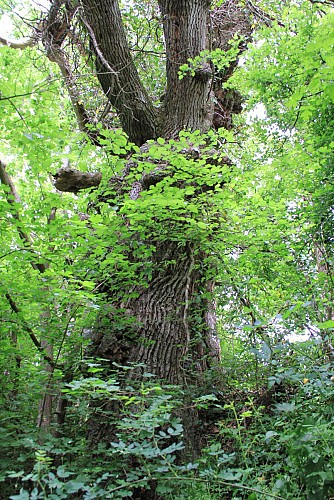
left=37, top=341, right=54, bottom=429
left=8, top=328, right=21, bottom=400
left=312, top=235, right=334, bottom=359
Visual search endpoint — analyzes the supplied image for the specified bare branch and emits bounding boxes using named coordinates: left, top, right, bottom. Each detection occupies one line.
left=37, top=1, right=103, bottom=142
left=0, top=35, right=36, bottom=49
left=0, top=91, right=38, bottom=101
left=1, top=5, right=100, bottom=141
left=48, top=46, right=100, bottom=143
left=80, top=15, right=119, bottom=85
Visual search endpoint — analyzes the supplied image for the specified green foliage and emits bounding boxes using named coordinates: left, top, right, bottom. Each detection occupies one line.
left=209, top=352, right=334, bottom=499
left=178, top=38, right=241, bottom=80
left=1, top=0, right=334, bottom=499
left=233, top=0, right=334, bottom=248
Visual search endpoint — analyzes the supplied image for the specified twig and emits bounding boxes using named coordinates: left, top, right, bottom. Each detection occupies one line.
left=80, top=14, right=120, bottom=92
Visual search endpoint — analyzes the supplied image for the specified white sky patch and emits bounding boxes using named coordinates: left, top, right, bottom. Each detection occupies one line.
left=247, top=103, right=267, bottom=124
left=0, top=14, right=14, bottom=37
left=285, top=331, right=312, bottom=343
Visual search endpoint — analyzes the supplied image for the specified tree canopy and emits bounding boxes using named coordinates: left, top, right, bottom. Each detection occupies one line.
left=1, top=0, right=334, bottom=498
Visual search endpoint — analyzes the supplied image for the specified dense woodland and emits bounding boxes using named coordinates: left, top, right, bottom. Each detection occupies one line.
left=1, top=0, right=334, bottom=498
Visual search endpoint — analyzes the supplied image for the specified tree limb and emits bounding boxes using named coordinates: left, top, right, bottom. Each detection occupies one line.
left=5, top=293, right=57, bottom=368
left=0, top=35, right=36, bottom=49
left=53, top=167, right=102, bottom=193
left=48, top=46, right=101, bottom=144
left=38, top=1, right=104, bottom=143
left=81, top=0, right=158, bottom=145
left=1, top=161, right=59, bottom=370
left=0, top=160, right=47, bottom=273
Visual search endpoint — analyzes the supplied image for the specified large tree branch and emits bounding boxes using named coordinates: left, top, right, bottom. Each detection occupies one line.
left=41, top=1, right=103, bottom=144
left=208, top=0, right=277, bottom=130
left=53, top=167, right=102, bottom=193
left=81, top=0, right=158, bottom=145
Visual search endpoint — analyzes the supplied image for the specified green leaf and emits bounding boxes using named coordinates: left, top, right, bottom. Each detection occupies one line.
left=9, top=490, right=30, bottom=500
left=317, top=320, right=334, bottom=329
left=264, top=431, right=278, bottom=443
left=161, top=442, right=184, bottom=455
left=274, top=402, right=296, bottom=413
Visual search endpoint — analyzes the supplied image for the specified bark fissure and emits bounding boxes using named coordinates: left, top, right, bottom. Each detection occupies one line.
left=127, top=245, right=196, bottom=383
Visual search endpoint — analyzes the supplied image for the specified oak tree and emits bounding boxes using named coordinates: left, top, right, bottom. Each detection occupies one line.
left=0, top=0, right=270, bottom=448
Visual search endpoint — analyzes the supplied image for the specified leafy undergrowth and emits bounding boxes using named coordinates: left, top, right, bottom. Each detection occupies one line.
left=1, top=350, right=334, bottom=500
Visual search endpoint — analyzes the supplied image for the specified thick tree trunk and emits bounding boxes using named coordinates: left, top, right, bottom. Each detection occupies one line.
left=158, top=0, right=213, bottom=138
left=77, top=0, right=264, bottom=464
left=81, top=0, right=158, bottom=145
left=90, top=240, right=220, bottom=384
left=32, top=0, right=265, bottom=484
left=127, top=241, right=198, bottom=383
left=51, top=0, right=261, bottom=389
left=82, top=0, right=221, bottom=386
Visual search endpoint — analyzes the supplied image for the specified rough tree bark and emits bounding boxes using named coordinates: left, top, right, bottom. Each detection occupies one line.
left=158, top=0, right=213, bottom=138
left=82, top=0, right=222, bottom=387
left=29, top=0, right=266, bottom=460
left=79, top=0, right=265, bottom=384
left=81, top=0, right=158, bottom=145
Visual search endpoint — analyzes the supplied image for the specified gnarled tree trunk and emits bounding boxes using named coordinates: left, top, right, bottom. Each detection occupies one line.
left=83, top=0, right=221, bottom=386
left=45, top=0, right=263, bottom=459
